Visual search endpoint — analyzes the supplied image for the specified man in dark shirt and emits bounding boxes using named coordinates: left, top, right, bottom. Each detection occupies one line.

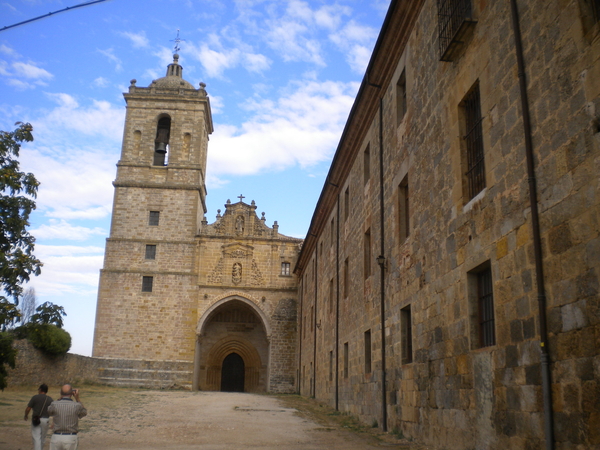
left=24, top=383, right=53, bottom=450
left=48, top=384, right=87, bottom=450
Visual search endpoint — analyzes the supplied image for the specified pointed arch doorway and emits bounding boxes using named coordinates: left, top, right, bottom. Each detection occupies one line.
left=221, top=352, right=245, bottom=392
left=194, top=297, right=270, bottom=392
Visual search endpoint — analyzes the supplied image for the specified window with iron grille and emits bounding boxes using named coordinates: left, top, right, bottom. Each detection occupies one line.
left=363, top=144, right=370, bottom=185
left=396, top=70, right=407, bottom=125
left=398, top=175, right=410, bottom=243
left=462, top=83, right=486, bottom=200
left=142, top=276, right=153, bottom=292
left=343, top=257, right=349, bottom=298
left=401, top=305, right=413, bottom=364
left=343, top=342, right=349, bottom=378
left=281, top=262, right=290, bottom=276
left=477, top=267, right=495, bottom=347
left=145, top=244, right=156, bottom=260
left=364, top=228, right=371, bottom=279
left=329, top=350, right=333, bottom=382
left=344, top=187, right=350, bottom=221
left=437, top=0, right=476, bottom=61
left=364, top=329, right=372, bottom=374
left=148, top=211, right=160, bottom=226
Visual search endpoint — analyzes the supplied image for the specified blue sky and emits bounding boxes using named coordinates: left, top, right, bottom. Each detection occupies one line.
left=0, top=0, right=390, bottom=355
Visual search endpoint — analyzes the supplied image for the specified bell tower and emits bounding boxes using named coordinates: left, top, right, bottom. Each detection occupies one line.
left=93, top=54, right=213, bottom=361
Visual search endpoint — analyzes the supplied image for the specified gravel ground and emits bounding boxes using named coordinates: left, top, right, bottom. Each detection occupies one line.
left=0, top=385, right=427, bottom=450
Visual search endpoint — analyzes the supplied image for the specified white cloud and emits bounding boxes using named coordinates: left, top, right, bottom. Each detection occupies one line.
left=0, top=44, right=18, bottom=56
left=40, top=92, right=125, bottom=140
left=32, top=220, right=106, bottom=241
left=243, top=53, right=271, bottom=73
left=346, top=45, right=372, bottom=74
left=329, top=21, right=379, bottom=73
left=98, top=48, right=122, bottom=71
left=197, top=42, right=241, bottom=78
left=93, top=77, right=109, bottom=87
left=207, top=79, right=358, bottom=178
left=12, top=61, right=53, bottom=79
left=119, top=31, right=150, bottom=48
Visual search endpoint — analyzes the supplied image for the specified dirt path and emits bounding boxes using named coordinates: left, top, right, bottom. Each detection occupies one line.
left=0, top=386, right=426, bottom=450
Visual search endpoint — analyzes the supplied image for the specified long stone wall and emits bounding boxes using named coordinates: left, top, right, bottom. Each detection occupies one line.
left=7, top=340, right=193, bottom=389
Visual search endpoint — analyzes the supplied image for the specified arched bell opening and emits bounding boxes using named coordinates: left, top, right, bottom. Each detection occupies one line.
left=154, top=115, right=171, bottom=166
left=195, top=299, right=269, bottom=392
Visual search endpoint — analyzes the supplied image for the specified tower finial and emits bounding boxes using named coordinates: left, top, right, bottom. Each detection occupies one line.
left=170, top=29, right=185, bottom=54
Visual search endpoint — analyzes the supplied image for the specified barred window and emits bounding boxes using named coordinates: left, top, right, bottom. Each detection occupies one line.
left=477, top=267, right=495, bottom=347
left=145, top=244, right=156, bottom=260
left=438, top=0, right=476, bottom=61
left=281, top=262, right=291, bottom=276
left=364, top=330, right=372, bottom=374
left=462, top=83, right=485, bottom=200
left=149, top=211, right=160, bottom=226
left=142, top=276, right=153, bottom=292
left=343, top=342, right=349, bottom=379
left=398, top=175, right=410, bottom=243
left=401, top=305, right=413, bottom=364
left=396, top=70, right=407, bottom=125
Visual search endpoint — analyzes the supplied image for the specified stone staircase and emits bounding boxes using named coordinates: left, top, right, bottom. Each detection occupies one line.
left=96, top=358, right=194, bottom=389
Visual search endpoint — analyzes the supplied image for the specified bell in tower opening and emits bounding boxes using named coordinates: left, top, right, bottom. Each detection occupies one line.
left=154, top=115, right=171, bottom=166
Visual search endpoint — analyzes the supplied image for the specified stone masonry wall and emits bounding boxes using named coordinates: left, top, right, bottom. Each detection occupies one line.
left=299, top=1, right=600, bottom=449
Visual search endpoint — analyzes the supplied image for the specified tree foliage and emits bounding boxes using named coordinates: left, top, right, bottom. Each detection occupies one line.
left=31, top=301, right=66, bottom=328
left=0, top=122, right=42, bottom=306
left=26, top=324, right=71, bottom=355
left=0, top=332, right=17, bottom=390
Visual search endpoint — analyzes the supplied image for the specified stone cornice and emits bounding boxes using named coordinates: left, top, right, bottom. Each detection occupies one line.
left=112, top=180, right=204, bottom=191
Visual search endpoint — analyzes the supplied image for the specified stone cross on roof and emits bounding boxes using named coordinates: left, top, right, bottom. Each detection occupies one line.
left=237, top=194, right=245, bottom=202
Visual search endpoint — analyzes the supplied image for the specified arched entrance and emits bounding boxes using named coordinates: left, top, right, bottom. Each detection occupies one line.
left=221, top=352, right=245, bottom=392
left=195, top=298, right=269, bottom=392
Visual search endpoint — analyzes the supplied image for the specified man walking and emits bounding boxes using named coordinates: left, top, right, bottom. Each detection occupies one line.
left=48, top=384, right=87, bottom=450
left=24, top=384, right=53, bottom=450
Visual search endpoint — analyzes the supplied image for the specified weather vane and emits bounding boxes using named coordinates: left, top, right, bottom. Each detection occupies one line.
left=170, top=29, right=185, bottom=54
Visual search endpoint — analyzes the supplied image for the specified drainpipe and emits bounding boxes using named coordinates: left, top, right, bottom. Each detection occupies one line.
left=335, top=194, right=340, bottom=410
left=377, top=97, right=388, bottom=432
left=509, top=1, right=554, bottom=449
left=313, top=252, right=318, bottom=398
left=297, top=279, right=303, bottom=395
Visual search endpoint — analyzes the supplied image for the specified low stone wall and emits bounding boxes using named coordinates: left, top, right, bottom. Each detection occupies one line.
left=7, top=340, right=193, bottom=389
left=7, top=339, right=102, bottom=386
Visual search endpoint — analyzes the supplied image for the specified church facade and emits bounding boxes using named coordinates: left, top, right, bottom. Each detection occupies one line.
left=92, top=56, right=301, bottom=393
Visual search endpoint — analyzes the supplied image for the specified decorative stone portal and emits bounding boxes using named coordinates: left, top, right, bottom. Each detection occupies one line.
left=197, top=300, right=268, bottom=392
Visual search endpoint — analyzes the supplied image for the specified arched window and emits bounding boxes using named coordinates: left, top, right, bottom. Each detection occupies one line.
left=154, top=116, right=171, bottom=166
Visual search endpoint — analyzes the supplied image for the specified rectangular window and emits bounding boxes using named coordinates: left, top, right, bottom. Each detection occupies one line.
left=344, top=187, right=350, bottom=222
left=401, top=305, right=413, bottom=364
left=364, top=228, right=371, bottom=279
left=343, top=342, right=349, bottom=379
left=281, top=262, right=291, bottom=276
left=329, top=278, right=334, bottom=313
left=363, top=144, right=370, bottom=185
left=468, top=263, right=496, bottom=348
left=438, top=0, right=476, bottom=61
left=148, top=211, right=160, bottom=226
left=343, top=257, right=349, bottom=298
left=364, top=330, right=372, bottom=374
left=310, top=306, right=314, bottom=332
left=330, top=217, right=335, bottom=244
left=398, top=175, right=410, bottom=243
left=477, top=267, right=495, bottom=347
left=396, top=70, right=407, bottom=124
left=462, top=83, right=486, bottom=200
left=145, top=244, right=156, bottom=260
left=142, top=276, right=153, bottom=292
left=329, top=350, right=333, bottom=382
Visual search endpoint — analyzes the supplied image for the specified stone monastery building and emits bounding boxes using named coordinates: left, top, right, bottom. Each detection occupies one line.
left=93, top=0, right=600, bottom=449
